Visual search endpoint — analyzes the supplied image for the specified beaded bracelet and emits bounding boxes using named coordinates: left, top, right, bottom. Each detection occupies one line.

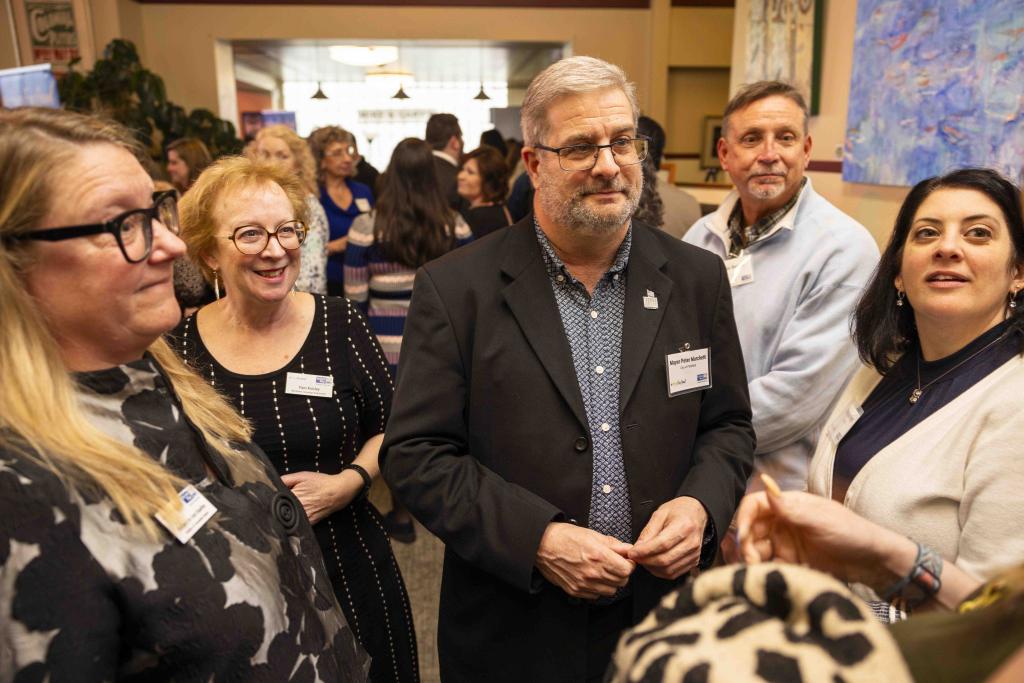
left=341, top=463, right=372, bottom=502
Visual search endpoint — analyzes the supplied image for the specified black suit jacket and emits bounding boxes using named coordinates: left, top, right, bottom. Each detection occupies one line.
left=432, top=153, right=464, bottom=210
left=381, top=217, right=755, bottom=682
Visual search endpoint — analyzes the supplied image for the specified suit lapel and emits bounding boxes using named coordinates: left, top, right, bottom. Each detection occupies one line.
left=620, top=226, right=673, bottom=412
left=500, top=219, right=589, bottom=430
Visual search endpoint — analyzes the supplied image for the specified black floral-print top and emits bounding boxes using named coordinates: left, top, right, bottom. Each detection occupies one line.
left=0, top=356, right=369, bottom=682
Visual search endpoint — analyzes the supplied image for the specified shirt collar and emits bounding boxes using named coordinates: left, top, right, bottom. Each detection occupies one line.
left=533, top=217, right=632, bottom=283
left=708, top=176, right=812, bottom=251
left=432, top=150, right=459, bottom=167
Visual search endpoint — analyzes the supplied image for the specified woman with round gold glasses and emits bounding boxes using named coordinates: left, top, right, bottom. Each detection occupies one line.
left=169, top=155, right=418, bottom=683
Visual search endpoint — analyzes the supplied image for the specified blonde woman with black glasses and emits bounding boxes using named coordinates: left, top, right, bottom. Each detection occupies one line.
left=0, top=108, right=367, bottom=681
left=169, top=155, right=419, bottom=683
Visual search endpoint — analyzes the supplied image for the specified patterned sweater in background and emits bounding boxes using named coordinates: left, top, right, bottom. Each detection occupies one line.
left=344, top=211, right=473, bottom=375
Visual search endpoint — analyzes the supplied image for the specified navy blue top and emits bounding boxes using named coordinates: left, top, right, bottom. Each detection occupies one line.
left=319, top=180, right=374, bottom=285
left=832, top=319, right=1022, bottom=500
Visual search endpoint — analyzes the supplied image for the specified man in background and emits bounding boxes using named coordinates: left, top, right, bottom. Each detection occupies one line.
left=685, top=81, right=878, bottom=491
left=426, top=112, right=464, bottom=209
left=637, top=115, right=701, bottom=238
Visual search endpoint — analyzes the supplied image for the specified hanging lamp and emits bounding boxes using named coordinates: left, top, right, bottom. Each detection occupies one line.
left=392, top=83, right=410, bottom=99
left=311, top=82, right=328, bottom=100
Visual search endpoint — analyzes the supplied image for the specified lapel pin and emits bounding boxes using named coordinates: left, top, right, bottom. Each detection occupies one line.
left=643, top=289, right=658, bottom=310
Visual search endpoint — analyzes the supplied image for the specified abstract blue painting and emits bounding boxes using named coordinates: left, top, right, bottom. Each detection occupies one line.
left=844, top=0, right=1024, bottom=187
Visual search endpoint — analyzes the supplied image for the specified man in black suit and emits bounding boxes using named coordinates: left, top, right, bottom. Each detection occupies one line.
left=382, top=56, right=754, bottom=683
left=426, top=112, right=464, bottom=209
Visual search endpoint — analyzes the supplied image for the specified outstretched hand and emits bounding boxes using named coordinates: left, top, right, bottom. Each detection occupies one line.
left=735, top=474, right=908, bottom=588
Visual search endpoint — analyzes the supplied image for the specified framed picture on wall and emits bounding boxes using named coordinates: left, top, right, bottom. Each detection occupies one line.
left=10, top=0, right=96, bottom=75
left=700, top=116, right=723, bottom=170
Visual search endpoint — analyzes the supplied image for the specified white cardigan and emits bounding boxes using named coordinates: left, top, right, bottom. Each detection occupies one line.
left=808, top=355, right=1024, bottom=582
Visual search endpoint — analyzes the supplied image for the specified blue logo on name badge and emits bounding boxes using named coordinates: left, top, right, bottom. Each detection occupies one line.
left=181, top=489, right=196, bottom=504
left=315, top=376, right=330, bottom=384
left=697, top=373, right=707, bottom=382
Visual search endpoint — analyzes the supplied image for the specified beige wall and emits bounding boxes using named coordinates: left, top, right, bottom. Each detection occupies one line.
left=0, top=0, right=18, bottom=69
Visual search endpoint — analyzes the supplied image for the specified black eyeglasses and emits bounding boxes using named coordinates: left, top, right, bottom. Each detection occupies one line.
left=535, top=137, right=649, bottom=172
left=225, top=220, right=307, bottom=255
left=10, top=190, right=180, bottom=263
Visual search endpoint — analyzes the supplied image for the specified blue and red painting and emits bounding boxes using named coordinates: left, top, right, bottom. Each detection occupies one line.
left=844, top=0, right=1024, bottom=187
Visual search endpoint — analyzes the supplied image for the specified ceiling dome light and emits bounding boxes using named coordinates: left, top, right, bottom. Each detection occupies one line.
left=329, top=45, right=399, bottom=67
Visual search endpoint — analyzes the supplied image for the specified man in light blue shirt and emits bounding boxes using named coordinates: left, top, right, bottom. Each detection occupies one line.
left=685, top=81, right=879, bottom=491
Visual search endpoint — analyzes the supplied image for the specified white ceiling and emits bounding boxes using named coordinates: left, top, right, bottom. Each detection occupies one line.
left=233, top=40, right=565, bottom=89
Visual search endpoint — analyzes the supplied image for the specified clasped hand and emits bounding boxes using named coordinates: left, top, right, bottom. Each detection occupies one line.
left=536, top=496, right=708, bottom=598
left=280, top=470, right=364, bottom=525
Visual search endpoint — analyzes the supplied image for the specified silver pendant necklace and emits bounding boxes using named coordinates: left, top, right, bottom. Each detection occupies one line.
left=910, top=331, right=1009, bottom=405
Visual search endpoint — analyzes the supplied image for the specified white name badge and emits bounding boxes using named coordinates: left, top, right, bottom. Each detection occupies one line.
left=354, top=197, right=371, bottom=213
left=724, top=252, right=754, bottom=287
left=666, top=347, right=712, bottom=397
left=285, top=372, right=334, bottom=398
left=825, top=404, right=864, bottom=447
left=155, top=485, right=217, bottom=544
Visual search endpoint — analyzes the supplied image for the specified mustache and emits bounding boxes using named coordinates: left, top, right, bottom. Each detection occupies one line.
left=578, top=180, right=628, bottom=195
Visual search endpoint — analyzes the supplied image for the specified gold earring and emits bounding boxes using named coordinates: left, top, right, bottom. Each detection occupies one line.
left=213, top=270, right=220, bottom=300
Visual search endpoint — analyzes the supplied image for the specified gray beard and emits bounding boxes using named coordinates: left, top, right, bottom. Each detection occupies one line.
left=538, top=174, right=642, bottom=235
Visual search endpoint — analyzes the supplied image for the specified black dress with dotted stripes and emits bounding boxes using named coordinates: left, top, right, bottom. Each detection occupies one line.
left=169, top=294, right=418, bottom=683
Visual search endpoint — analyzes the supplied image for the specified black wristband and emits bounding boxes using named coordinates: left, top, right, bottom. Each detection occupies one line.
left=341, top=463, right=372, bottom=501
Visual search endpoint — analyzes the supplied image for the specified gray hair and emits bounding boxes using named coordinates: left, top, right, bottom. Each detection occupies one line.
left=722, top=81, right=809, bottom=137
left=521, top=56, right=640, bottom=147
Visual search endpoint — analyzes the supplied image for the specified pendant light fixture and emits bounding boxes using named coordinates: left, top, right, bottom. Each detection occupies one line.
left=473, top=43, right=490, bottom=101
left=390, top=44, right=410, bottom=99
left=311, top=42, right=329, bottom=100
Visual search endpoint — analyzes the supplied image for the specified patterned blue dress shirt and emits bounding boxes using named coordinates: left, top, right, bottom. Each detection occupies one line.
left=534, top=220, right=633, bottom=545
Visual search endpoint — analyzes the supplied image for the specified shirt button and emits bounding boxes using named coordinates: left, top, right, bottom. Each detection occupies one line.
left=595, top=366, right=604, bottom=375
left=613, top=274, right=620, bottom=281
left=556, top=274, right=565, bottom=283
left=590, top=310, right=598, bottom=319
left=602, top=484, right=612, bottom=494
left=574, top=437, right=588, bottom=452
left=601, top=423, right=610, bottom=432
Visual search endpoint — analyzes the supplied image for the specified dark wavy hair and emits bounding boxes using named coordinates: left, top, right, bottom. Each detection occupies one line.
left=461, top=146, right=509, bottom=203
left=374, top=138, right=458, bottom=269
left=854, top=167, right=1024, bottom=373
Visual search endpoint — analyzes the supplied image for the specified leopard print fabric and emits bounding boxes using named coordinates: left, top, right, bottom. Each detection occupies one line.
left=0, top=356, right=369, bottom=681
left=608, top=563, right=913, bottom=683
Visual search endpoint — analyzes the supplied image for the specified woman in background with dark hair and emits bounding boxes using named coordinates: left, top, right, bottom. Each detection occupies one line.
left=457, top=146, right=512, bottom=238
left=345, top=137, right=472, bottom=543
left=739, top=168, right=1024, bottom=621
left=166, top=137, right=213, bottom=194
left=168, top=137, right=216, bottom=311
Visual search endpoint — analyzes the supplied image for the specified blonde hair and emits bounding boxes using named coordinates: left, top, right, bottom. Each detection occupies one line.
left=250, top=124, right=318, bottom=195
left=0, top=108, right=252, bottom=537
left=178, top=155, right=310, bottom=285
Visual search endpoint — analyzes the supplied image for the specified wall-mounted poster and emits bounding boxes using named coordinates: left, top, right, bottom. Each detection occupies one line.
left=10, top=0, right=95, bottom=74
left=741, top=0, right=823, bottom=113
left=844, top=0, right=1024, bottom=187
